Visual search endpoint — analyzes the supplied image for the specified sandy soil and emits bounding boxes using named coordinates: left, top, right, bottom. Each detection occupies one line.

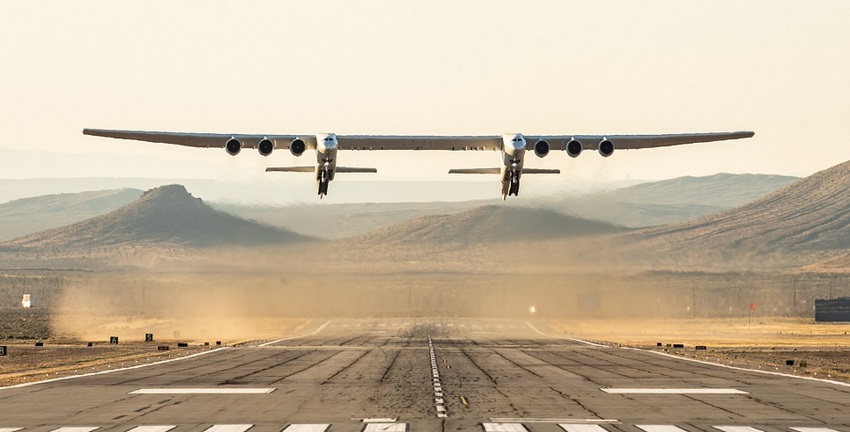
left=551, top=317, right=850, bottom=382
left=0, top=307, right=308, bottom=386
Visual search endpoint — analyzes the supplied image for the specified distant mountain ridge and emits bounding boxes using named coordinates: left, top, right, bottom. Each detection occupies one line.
left=635, top=160, right=850, bottom=254
left=551, top=173, right=799, bottom=228
left=1, top=185, right=312, bottom=250
left=350, top=205, right=624, bottom=245
left=0, top=188, right=143, bottom=241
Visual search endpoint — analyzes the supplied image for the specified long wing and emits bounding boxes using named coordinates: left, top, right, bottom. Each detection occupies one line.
left=83, top=129, right=317, bottom=150
left=83, top=129, right=753, bottom=151
left=522, top=131, right=755, bottom=151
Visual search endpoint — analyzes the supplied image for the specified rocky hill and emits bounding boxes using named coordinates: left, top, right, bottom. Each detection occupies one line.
left=635, top=160, right=850, bottom=255
left=1, top=185, right=312, bottom=250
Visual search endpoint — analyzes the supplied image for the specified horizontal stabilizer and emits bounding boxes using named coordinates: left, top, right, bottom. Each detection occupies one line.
left=449, top=168, right=561, bottom=174
left=266, top=166, right=314, bottom=173
left=335, top=167, right=378, bottom=173
left=449, top=168, right=501, bottom=174
left=266, top=166, right=377, bottom=173
left=522, top=168, right=561, bottom=174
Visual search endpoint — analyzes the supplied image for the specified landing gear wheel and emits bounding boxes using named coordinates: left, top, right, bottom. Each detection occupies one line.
left=317, top=170, right=330, bottom=197
left=509, top=172, right=520, bottom=196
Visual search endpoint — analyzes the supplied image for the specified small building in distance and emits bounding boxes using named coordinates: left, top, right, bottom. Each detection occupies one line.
left=21, top=293, right=32, bottom=308
left=814, top=297, right=850, bottom=322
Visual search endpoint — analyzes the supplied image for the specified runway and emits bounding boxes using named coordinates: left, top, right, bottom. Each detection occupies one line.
left=1, top=319, right=848, bottom=432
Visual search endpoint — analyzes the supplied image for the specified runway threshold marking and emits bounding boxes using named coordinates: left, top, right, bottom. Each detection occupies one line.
left=130, top=388, right=275, bottom=394
left=50, top=428, right=99, bottom=432
left=602, top=388, right=747, bottom=394
left=483, top=424, right=530, bottom=432
left=282, top=424, right=330, bottom=432
left=636, top=426, right=688, bottom=432
left=126, top=426, right=177, bottom=432
left=363, top=423, right=407, bottom=432
left=259, top=321, right=332, bottom=347
left=559, top=425, right=610, bottom=432
left=201, top=426, right=253, bottom=432
left=492, top=419, right=618, bottom=424
left=790, top=428, right=842, bottom=432
left=525, top=322, right=608, bottom=348
left=713, top=427, right=765, bottom=432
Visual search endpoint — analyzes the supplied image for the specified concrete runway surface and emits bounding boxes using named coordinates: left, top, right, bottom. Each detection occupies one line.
left=1, top=319, right=848, bottom=432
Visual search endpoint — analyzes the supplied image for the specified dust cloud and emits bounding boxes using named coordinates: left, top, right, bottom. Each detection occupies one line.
left=42, top=237, right=847, bottom=344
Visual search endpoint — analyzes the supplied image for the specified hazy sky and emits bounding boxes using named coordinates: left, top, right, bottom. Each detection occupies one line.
left=1, top=1, right=849, bottom=202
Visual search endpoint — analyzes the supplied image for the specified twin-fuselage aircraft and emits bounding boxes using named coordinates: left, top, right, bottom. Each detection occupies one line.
left=83, top=129, right=754, bottom=199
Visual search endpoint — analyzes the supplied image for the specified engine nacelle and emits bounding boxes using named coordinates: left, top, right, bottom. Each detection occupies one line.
left=567, top=138, right=582, bottom=158
left=258, top=138, right=274, bottom=156
left=534, top=140, right=550, bottom=158
left=225, top=138, right=242, bottom=156
left=290, top=138, right=306, bottom=156
left=598, top=138, right=614, bottom=157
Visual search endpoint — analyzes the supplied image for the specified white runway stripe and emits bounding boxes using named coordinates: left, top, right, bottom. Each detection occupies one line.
left=50, top=428, right=99, bottom=432
left=791, top=429, right=841, bottom=432
left=363, top=423, right=407, bottom=432
left=483, top=424, right=530, bottom=432
left=636, top=426, right=688, bottom=432
left=282, top=424, right=330, bottom=432
left=714, top=427, right=765, bottom=432
left=202, top=425, right=253, bottom=432
left=603, top=388, right=747, bottom=394
left=131, top=388, right=274, bottom=394
left=560, top=424, right=610, bottom=432
left=126, top=427, right=176, bottom=432
left=0, top=429, right=22, bottom=432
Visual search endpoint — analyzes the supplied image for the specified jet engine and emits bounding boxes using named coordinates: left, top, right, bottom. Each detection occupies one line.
left=567, top=138, right=583, bottom=158
left=598, top=138, right=614, bottom=157
left=225, top=138, right=242, bottom=156
left=258, top=138, right=274, bottom=156
left=534, top=140, right=550, bottom=158
left=290, top=138, right=306, bottom=156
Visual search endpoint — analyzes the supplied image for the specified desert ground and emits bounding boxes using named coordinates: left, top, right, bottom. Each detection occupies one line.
left=4, top=304, right=849, bottom=387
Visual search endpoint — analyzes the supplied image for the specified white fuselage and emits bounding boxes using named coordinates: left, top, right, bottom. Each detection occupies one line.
left=315, top=133, right=339, bottom=180
left=500, top=133, right=526, bottom=184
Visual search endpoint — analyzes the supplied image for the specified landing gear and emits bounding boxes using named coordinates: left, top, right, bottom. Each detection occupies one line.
left=317, top=169, right=330, bottom=198
left=508, top=171, right=520, bottom=196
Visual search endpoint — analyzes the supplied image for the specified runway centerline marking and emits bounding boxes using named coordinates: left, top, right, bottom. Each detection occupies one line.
left=713, top=427, right=765, bottom=432
left=483, top=424, right=530, bottom=432
left=636, top=426, right=688, bottom=432
left=282, top=424, right=330, bottom=432
left=126, top=426, right=177, bottom=432
left=130, top=388, right=275, bottom=395
left=202, top=425, right=253, bottom=432
left=259, top=321, right=332, bottom=347
left=363, top=423, right=407, bottom=432
left=602, top=388, right=747, bottom=394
